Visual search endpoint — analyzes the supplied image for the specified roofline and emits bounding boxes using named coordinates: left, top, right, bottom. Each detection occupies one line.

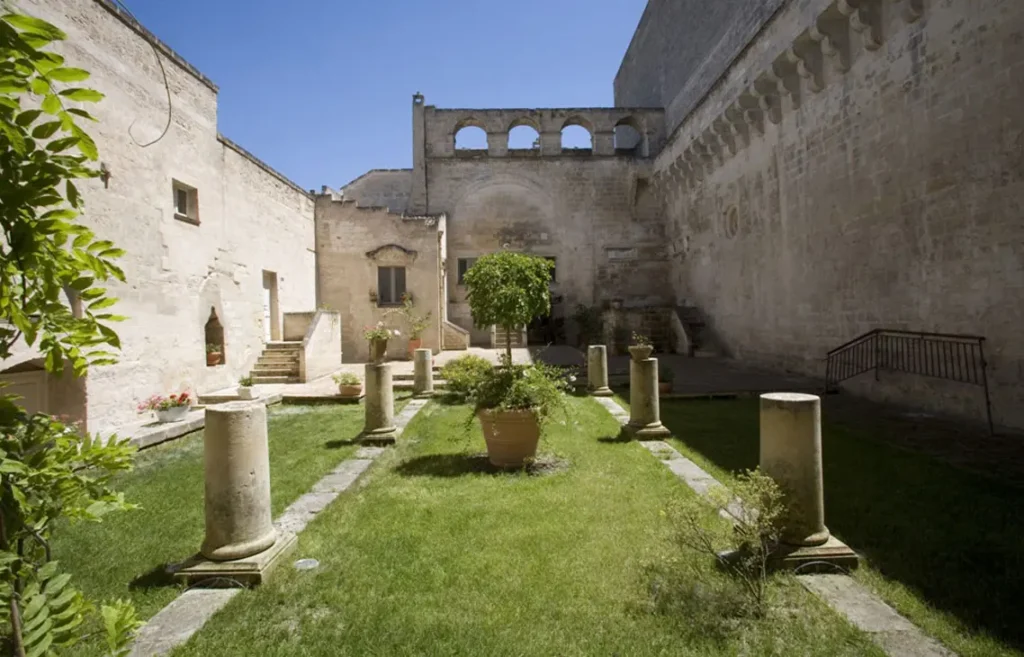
left=91, top=0, right=219, bottom=93
left=218, top=134, right=313, bottom=199
left=614, top=1, right=657, bottom=89
left=340, top=168, right=413, bottom=191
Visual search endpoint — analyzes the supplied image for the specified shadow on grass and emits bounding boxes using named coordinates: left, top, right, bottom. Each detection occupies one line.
left=128, top=563, right=181, bottom=591
left=597, top=427, right=633, bottom=444
left=660, top=398, right=1024, bottom=652
left=395, top=453, right=566, bottom=478
left=324, top=437, right=361, bottom=449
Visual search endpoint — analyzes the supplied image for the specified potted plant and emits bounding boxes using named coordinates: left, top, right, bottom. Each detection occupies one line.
left=387, top=294, right=432, bottom=359
left=659, top=365, right=674, bottom=394
left=206, top=342, right=222, bottom=366
left=137, top=391, right=193, bottom=423
left=333, top=371, right=363, bottom=398
left=238, top=375, right=256, bottom=400
left=629, top=332, right=653, bottom=362
left=463, top=251, right=565, bottom=467
left=364, top=321, right=399, bottom=363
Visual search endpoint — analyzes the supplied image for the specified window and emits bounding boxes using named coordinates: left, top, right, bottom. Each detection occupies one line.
left=545, top=256, right=557, bottom=283
left=457, top=257, right=477, bottom=285
left=377, top=266, right=406, bottom=306
left=172, top=180, right=199, bottom=224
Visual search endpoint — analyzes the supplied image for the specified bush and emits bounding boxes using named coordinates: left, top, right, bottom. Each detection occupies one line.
left=332, top=372, right=361, bottom=386
left=471, top=361, right=569, bottom=426
left=439, top=355, right=493, bottom=399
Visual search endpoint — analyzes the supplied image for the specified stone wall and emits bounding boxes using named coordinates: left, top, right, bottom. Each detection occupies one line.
left=7, top=0, right=317, bottom=433
left=614, top=0, right=785, bottom=136
left=299, top=310, right=342, bottom=382
left=341, top=169, right=413, bottom=213
left=645, top=0, right=1024, bottom=428
left=315, top=196, right=444, bottom=363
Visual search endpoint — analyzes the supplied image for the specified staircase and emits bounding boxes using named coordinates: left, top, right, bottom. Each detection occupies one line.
left=251, top=342, right=302, bottom=384
left=492, top=326, right=526, bottom=351
left=675, top=306, right=720, bottom=357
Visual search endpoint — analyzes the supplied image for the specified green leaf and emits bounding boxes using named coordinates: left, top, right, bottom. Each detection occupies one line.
left=25, top=631, right=53, bottom=657
left=45, top=67, right=89, bottom=82
left=88, top=297, right=118, bottom=311
left=66, top=180, right=80, bottom=207
left=2, top=14, right=66, bottom=40
left=66, top=107, right=97, bottom=122
left=22, top=591, right=47, bottom=621
left=71, top=123, right=97, bottom=159
left=31, top=120, right=61, bottom=139
left=29, top=76, right=50, bottom=95
left=15, top=109, right=41, bottom=126
left=46, top=136, right=79, bottom=152
left=58, top=88, right=104, bottom=103
left=40, top=92, right=60, bottom=115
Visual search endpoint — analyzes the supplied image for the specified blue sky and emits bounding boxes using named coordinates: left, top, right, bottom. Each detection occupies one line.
left=123, top=0, right=648, bottom=191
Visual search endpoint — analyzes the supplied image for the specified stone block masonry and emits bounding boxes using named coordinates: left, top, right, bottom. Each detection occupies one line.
left=627, top=0, right=1024, bottom=429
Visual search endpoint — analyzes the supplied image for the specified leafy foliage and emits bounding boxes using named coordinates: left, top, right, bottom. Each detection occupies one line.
left=0, top=12, right=125, bottom=375
left=470, top=360, right=570, bottom=426
left=631, top=332, right=652, bottom=347
left=462, top=251, right=552, bottom=361
left=363, top=321, right=399, bottom=343
left=438, top=354, right=492, bottom=400
left=384, top=295, right=431, bottom=340
left=0, top=11, right=139, bottom=655
left=664, top=468, right=784, bottom=618
left=331, top=372, right=361, bottom=386
left=571, top=304, right=603, bottom=348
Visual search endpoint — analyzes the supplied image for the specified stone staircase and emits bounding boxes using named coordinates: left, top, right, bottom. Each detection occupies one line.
left=392, top=367, right=447, bottom=391
left=250, top=342, right=302, bottom=384
left=492, top=326, right=526, bottom=351
left=676, top=305, right=721, bottom=357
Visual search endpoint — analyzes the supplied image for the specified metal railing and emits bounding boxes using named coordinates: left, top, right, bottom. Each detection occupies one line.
left=825, top=329, right=993, bottom=435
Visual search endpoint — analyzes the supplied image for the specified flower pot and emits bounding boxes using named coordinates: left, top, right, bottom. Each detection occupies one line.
left=155, top=406, right=190, bottom=423
left=407, top=338, right=423, bottom=359
left=238, top=386, right=256, bottom=400
left=206, top=352, right=222, bottom=366
left=339, top=384, right=363, bottom=398
left=369, top=339, right=388, bottom=363
left=628, top=345, right=653, bottom=362
left=478, top=408, right=541, bottom=468
left=658, top=382, right=672, bottom=395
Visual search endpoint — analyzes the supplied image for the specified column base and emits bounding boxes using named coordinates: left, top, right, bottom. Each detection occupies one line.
left=625, top=421, right=672, bottom=440
left=413, top=390, right=435, bottom=399
left=360, top=427, right=397, bottom=444
left=175, top=531, right=297, bottom=588
left=771, top=534, right=860, bottom=573
left=589, top=387, right=614, bottom=397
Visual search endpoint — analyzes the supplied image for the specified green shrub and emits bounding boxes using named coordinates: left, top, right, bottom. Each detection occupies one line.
left=471, top=362, right=569, bottom=426
left=439, top=355, right=493, bottom=399
left=332, top=372, right=361, bottom=386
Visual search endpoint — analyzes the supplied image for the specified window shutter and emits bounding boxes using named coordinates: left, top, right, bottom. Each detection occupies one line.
left=395, top=267, right=407, bottom=301
left=378, top=267, right=391, bottom=304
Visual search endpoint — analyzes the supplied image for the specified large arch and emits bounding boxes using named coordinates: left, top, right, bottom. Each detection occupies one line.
left=560, top=116, right=593, bottom=153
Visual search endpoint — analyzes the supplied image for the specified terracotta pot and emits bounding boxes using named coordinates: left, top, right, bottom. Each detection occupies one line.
left=156, top=406, right=190, bottom=423
left=478, top=408, right=540, bottom=468
left=238, top=386, right=256, bottom=400
left=407, top=338, right=423, bottom=359
left=628, top=345, right=653, bottom=362
left=206, top=352, right=222, bottom=366
left=658, top=382, right=672, bottom=395
left=369, top=339, right=388, bottom=363
left=339, top=384, right=363, bottom=398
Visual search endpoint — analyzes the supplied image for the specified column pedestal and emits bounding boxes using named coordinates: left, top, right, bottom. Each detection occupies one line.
left=363, top=362, right=397, bottom=443
left=625, top=358, right=671, bottom=439
left=413, top=349, right=434, bottom=398
left=587, top=345, right=613, bottom=397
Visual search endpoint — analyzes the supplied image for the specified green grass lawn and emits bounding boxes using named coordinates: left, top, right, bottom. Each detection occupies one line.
left=172, top=397, right=881, bottom=656
left=54, top=399, right=407, bottom=656
left=659, top=397, right=1024, bottom=657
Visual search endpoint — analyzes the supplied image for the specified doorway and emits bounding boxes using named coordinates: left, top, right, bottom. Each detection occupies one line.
left=262, top=270, right=280, bottom=342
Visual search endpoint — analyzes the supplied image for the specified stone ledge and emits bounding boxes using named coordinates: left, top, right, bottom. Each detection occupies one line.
left=173, top=532, right=298, bottom=588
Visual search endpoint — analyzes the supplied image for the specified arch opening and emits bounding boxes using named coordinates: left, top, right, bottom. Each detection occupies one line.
left=454, top=125, right=488, bottom=152
left=205, top=307, right=225, bottom=366
left=560, top=124, right=592, bottom=154
left=614, top=118, right=644, bottom=154
left=508, top=124, right=540, bottom=151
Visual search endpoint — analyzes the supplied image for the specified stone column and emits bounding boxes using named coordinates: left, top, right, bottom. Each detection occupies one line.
left=413, top=348, right=434, bottom=398
left=587, top=345, right=613, bottom=397
left=626, top=357, right=671, bottom=439
left=759, top=393, right=829, bottom=546
left=200, top=401, right=277, bottom=561
left=363, top=362, right=397, bottom=442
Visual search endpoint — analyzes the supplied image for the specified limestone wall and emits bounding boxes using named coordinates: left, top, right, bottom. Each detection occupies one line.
left=647, top=0, right=1024, bottom=428
left=14, top=0, right=316, bottom=433
left=341, top=169, right=413, bottom=213
left=315, top=198, right=443, bottom=363
left=299, top=310, right=342, bottom=382
left=424, top=157, right=671, bottom=346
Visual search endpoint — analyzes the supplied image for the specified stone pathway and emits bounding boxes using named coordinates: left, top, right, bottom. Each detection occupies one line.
left=127, top=398, right=429, bottom=657
left=593, top=394, right=957, bottom=657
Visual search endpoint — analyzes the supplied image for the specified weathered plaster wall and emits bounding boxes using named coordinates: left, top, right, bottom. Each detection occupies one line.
left=13, top=0, right=316, bottom=433
left=299, top=310, right=342, bottom=382
left=646, top=0, right=1024, bottom=428
left=614, top=0, right=785, bottom=136
left=315, top=197, right=443, bottom=363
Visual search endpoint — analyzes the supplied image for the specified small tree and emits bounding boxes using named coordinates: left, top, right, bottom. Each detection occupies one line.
left=0, top=10, right=140, bottom=655
left=462, top=251, right=552, bottom=363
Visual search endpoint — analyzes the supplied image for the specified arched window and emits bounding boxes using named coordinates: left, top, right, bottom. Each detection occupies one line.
left=614, top=118, right=644, bottom=154
left=205, top=307, right=225, bottom=366
left=508, top=123, right=540, bottom=151
left=561, top=120, right=592, bottom=154
left=454, top=125, right=488, bottom=152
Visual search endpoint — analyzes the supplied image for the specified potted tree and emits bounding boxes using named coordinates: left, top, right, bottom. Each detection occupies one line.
left=629, top=331, right=653, bottom=362
left=463, top=251, right=568, bottom=467
left=206, top=342, right=223, bottom=366
left=364, top=321, right=399, bottom=363
left=137, top=391, right=193, bottom=423
left=238, top=375, right=256, bottom=400
left=658, top=365, right=674, bottom=395
left=333, top=371, right=363, bottom=398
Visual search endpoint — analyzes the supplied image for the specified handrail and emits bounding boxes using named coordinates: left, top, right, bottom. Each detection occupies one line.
left=825, top=329, right=993, bottom=435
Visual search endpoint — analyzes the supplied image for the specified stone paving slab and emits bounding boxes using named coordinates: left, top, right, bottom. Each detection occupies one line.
left=592, top=395, right=957, bottom=657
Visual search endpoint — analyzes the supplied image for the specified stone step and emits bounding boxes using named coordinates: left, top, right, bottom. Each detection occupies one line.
left=393, top=380, right=448, bottom=390
left=251, top=375, right=300, bottom=384
left=257, top=354, right=299, bottom=364
left=252, top=366, right=299, bottom=377
left=264, top=342, right=302, bottom=351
